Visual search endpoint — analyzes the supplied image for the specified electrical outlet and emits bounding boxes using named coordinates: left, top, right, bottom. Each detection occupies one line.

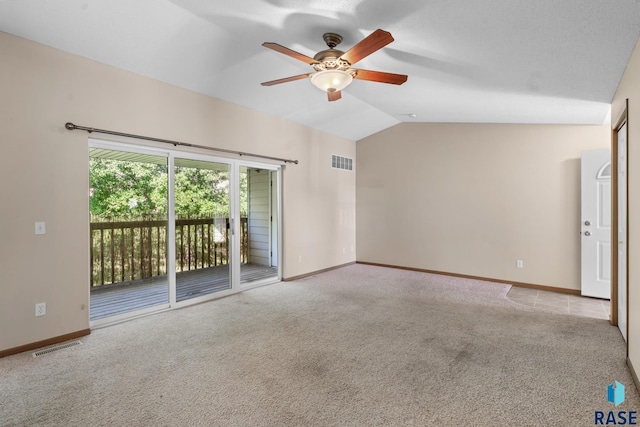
left=35, top=303, right=46, bottom=317
left=516, top=260, right=524, bottom=269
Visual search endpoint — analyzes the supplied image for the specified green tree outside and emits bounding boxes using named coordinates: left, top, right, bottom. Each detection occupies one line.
left=90, top=157, right=247, bottom=220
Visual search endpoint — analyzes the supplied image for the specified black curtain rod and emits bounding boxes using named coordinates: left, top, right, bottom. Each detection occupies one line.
left=64, top=122, right=299, bottom=165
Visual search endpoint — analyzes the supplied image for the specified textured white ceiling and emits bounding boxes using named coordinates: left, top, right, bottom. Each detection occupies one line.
left=1, top=0, right=639, bottom=141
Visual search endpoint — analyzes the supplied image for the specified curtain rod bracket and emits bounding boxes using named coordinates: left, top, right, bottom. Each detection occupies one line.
left=64, top=122, right=298, bottom=164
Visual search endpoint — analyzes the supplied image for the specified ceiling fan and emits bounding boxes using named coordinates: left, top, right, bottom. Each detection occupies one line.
left=261, top=29, right=408, bottom=102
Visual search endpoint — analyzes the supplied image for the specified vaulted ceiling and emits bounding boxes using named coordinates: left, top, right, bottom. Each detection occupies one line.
left=1, top=0, right=639, bottom=140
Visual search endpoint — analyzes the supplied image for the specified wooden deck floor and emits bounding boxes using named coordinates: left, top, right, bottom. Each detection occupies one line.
left=90, top=264, right=278, bottom=321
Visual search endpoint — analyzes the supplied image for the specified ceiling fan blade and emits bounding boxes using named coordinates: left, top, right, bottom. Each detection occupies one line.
left=328, top=90, right=342, bottom=102
left=352, top=69, right=408, bottom=85
left=261, top=73, right=313, bottom=86
left=262, top=42, right=318, bottom=65
left=339, top=29, right=394, bottom=66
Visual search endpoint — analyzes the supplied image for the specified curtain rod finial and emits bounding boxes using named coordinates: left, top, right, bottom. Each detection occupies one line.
left=65, top=122, right=76, bottom=130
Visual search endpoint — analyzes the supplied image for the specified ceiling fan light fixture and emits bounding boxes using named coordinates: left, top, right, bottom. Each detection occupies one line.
left=310, top=70, right=353, bottom=93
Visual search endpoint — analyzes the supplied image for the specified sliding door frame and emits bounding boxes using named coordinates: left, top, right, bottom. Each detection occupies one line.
left=89, top=138, right=282, bottom=326
left=611, top=100, right=629, bottom=351
left=88, top=140, right=173, bottom=327
left=236, top=160, right=283, bottom=292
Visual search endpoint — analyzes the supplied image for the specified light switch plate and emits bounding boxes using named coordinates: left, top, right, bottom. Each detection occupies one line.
left=35, top=222, right=46, bottom=235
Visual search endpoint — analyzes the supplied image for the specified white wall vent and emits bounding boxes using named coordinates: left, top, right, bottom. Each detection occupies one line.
left=332, top=155, right=353, bottom=171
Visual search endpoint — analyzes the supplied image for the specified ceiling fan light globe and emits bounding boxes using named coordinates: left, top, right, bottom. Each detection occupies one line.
left=311, top=70, right=353, bottom=93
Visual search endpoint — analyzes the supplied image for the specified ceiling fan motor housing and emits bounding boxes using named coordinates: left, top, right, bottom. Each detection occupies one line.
left=312, top=32, right=352, bottom=73
left=312, top=49, right=351, bottom=71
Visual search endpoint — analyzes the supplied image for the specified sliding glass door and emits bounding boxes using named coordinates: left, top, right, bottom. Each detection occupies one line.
left=88, top=147, right=170, bottom=321
left=174, top=158, right=231, bottom=302
left=89, top=141, right=281, bottom=324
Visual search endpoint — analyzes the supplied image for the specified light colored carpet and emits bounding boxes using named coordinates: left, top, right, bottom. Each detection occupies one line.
left=1, top=264, right=636, bottom=426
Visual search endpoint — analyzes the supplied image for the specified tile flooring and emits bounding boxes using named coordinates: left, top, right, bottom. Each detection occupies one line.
left=506, top=286, right=611, bottom=320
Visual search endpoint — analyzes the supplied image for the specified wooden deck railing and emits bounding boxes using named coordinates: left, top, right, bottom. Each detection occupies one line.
left=90, top=216, right=248, bottom=287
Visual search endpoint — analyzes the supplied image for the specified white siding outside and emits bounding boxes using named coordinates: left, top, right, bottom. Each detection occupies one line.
left=248, top=169, right=271, bottom=266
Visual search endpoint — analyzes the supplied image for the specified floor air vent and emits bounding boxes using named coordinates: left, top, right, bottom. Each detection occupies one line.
left=33, top=341, right=82, bottom=357
left=332, top=154, right=353, bottom=171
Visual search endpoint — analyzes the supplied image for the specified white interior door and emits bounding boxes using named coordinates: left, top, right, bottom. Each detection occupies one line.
left=581, top=149, right=611, bottom=299
left=618, top=124, right=627, bottom=341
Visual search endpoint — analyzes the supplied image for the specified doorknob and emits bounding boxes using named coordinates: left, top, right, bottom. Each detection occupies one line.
left=584, top=231, right=591, bottom=236
left=584, top=220, right=591, bottom=226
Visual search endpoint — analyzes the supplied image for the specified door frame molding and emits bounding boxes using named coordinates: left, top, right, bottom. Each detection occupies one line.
left=611, top=99, right=629, bottom=351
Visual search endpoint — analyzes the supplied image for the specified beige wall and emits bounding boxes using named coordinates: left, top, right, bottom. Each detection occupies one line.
left=612, top=36, right=640, bottom=378
left=0, top=32, right=355, bottom=352
left=357, top=123, right=610, bottom=289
